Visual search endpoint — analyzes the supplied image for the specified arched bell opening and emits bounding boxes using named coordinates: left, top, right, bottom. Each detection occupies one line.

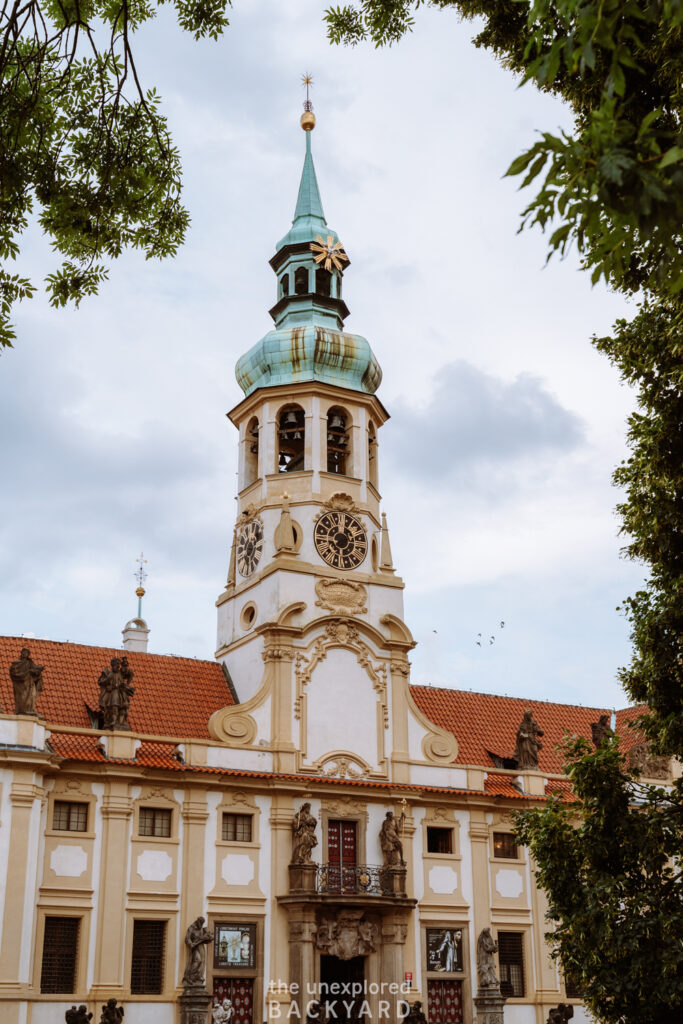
left=315, top=267, right=332, bottom=298
left=244, top=416, right=259, bottom=487
left=368, top=420, right=378, bottom=489
left=278, top=404, right=306, bottom=473
left=294, top=266, right=309, bottom=295
left=327, top=407, right=351, bottom=476
left=279, top=274, right=290, bottom=299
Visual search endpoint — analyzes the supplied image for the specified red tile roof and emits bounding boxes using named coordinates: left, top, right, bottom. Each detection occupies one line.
left=410, top=685, right=643, bottom=772
left=0, top=636, right=234, bottom=739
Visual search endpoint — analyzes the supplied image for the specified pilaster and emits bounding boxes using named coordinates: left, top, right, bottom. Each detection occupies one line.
left=91, top=784, right=133, bottom=996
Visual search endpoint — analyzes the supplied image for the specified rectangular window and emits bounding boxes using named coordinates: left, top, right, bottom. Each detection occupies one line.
left=427, top=979, right=463, bottom=1024
left=40, top=916, right=79, bottom=993
left=222, top=813, right=253, bottom=843
left=427, top=827, right=453, bottom=854
left=565, top=975, right=583, bottom=999
left=493, top=832, right=518, bottom=859
left=131, top=920, right=165, bottom=994
left=138, top=807, right=172, bottom=837
left=52, top=800, right=88, bottom=832
left=498, top=932, right=525, bottom=998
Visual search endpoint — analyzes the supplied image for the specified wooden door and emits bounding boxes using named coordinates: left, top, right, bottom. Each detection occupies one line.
left=427, top=979, right=463, bottom=1024
left=327, top=819, right=357, bottom=892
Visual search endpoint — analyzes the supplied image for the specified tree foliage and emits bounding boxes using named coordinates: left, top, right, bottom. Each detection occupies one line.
left=514, top=738, right=683, bottom=1024
left=325, top=4, right=683, bottom=1021
left=0, top=0, right=232, bottom=347
left=325, top=1, right=683, bottom=757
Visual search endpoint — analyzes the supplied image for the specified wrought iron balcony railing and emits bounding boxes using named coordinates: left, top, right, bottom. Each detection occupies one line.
left=315, top=864, right=393, bottom=896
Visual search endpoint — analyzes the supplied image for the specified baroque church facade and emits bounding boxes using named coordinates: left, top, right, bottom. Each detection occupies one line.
left=0, top=109, right=674, bottom=1024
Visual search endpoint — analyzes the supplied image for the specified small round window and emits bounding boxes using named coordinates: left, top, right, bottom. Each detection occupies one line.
left=240, top=603, right=257, bottom=631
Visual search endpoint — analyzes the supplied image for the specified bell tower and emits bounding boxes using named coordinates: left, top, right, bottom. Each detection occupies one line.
left=212, top=100, right=457, bottom=782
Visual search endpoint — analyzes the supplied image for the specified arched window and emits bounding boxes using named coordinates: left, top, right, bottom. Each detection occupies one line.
left=280, top=274, right=289, bottom=298
left=315, top=267, right=331, bottom=297
left=368, top=420, right=378, bottom=488
left=244, top=416, right=259, bottom=487
left=327, top=408, right=350, bottom=475
left=278, top=405, right=305, bottom=473
left=294, top=267, right=309, bottom=295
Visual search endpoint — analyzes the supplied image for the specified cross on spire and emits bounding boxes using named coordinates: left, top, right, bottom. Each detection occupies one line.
left=302, top=72, right=314, bottom=112
left=134, top=552, right=148, bottom=617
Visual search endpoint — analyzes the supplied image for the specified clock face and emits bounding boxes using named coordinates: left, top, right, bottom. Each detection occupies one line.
left=236, top=520, right=263, bottom=577
left=314, top=511, right=367, bottom=570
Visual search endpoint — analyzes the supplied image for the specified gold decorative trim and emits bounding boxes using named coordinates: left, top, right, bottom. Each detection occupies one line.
left=315, top=579, right=367, bottom=615
left=319, top=491, right=359, bottom=516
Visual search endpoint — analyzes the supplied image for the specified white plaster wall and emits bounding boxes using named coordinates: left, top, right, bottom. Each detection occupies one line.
left=114, top=1004, right=175, bottom=1024
left=205, top=746, right=274, bottom=771
left=305, top=649, right=379, bottom=768
left=454, top=811, right=473, bottom=910
left=503, top=1006, right=537, bottom=1024
left=407, top=707, right=438, bottom=763
left=366, top=803, right=389, bottom=865
left=250, top=692, right=272, bottom=741
left=409, top=765, right=468, bottom=789
left=572, top=1006, right=596, bottom=1024
left=219, top=634, right=266, bottom=704
left=411, top=806, right=426, bottom=979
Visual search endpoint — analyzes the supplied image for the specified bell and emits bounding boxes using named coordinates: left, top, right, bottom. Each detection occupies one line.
left=292, top=430, right=302, bottom=440
left=327, top=432, right=335, bottom=443
left=250, top=425, right=259, bottom=438
left=329, top=413, right=345, bottom=431
left=249, top=443, right=258, bottom=454
left=283, top=410, right=298, bottom=428
left=278, top=453, right=288, bottom=467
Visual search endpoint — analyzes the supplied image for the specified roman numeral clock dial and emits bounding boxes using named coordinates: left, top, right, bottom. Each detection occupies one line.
left=236, top=520, right=264, bottom=577
left=314, top=511, right=367, bottom=570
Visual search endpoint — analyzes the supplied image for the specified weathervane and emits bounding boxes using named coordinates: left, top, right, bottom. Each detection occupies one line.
left=301, top=72, right=314, bottom=112
left=134, top=552, right=148, bottom=618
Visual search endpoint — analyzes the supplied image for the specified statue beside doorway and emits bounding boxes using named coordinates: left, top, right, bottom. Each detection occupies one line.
left=379, top=810, right=405, bottom=867
left=292, top=802, right=318, bottom=863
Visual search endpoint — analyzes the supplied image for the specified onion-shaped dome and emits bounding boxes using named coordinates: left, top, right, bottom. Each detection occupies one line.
left=236, top=324, right=382, bottom=397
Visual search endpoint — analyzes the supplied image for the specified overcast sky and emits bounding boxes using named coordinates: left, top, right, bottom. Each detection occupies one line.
left=0, top=1, right=646, bottom=711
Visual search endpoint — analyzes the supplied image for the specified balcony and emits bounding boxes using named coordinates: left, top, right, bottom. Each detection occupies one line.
left=287, top=862, right=407, bottom=900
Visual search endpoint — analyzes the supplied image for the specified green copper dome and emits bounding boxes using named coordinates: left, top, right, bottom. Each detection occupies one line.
left=234, top=117, right=382, bottom=398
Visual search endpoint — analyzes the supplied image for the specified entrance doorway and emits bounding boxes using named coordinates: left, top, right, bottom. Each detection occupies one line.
left=320, top=955, right=365, bottom=1024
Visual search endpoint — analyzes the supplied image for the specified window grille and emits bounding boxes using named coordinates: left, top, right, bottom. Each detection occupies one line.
left=40, top=917, right=79, bottom=993
left=498, top=932, right=525, bottom=997
left=427, top=827, right=453, bottom=854
left=222, top=813, right=253, bottom=843
left=493, top=832, right=518, bottom=859
left=138, top=807, right=172, bottom=837
left=52, top=800, right=88, bottom=832
left=131, top=920, right=165, bottom=994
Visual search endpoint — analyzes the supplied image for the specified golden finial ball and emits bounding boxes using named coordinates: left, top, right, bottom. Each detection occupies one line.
left=136, top=586, right=145, bottom=598
left=300, top=111, right=316, bottom=131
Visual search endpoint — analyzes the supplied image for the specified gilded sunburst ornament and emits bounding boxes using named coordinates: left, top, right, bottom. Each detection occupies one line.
left=310, top=234, right=349, bottom=272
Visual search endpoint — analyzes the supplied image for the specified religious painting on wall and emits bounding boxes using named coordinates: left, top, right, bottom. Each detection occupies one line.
left=426, top=929, right=463, bottom=973
left=213, top=923, right=256, bottom=969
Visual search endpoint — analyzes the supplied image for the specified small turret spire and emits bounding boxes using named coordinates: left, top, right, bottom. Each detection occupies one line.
left=134, top=552, right=148, bottom=618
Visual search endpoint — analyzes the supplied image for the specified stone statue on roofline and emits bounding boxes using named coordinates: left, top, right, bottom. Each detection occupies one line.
left=98, top=656, right=135, bottom=730
left=513, top=709, right=544, bottom=770
left=9, top=647, right=44, bottom=716
left=590, top=714, right=614, bottom=747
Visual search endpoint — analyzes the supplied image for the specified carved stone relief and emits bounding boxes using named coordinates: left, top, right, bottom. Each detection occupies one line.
left=315, top=579, right=368, bottom=616
left=628, top=743, right=670, bottom=780
left=315, top=910, right=379, bottom=960
left=321, top=492, right=359, bottom=515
